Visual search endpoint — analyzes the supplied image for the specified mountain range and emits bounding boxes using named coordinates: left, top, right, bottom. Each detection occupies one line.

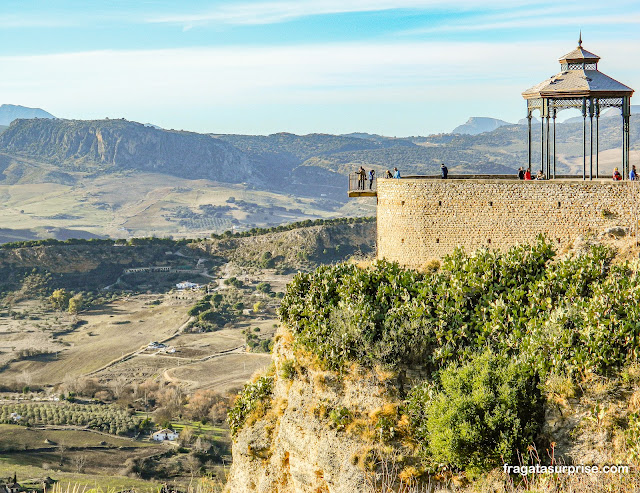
left=0, top=104, right=54, bottom=125
left=452, top=117, right=512, bottom=135
left=0, top=113, right=638, bottom=192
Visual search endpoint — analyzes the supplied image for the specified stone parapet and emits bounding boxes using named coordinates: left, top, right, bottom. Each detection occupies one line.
left=376, top=178, right=639, bottom=269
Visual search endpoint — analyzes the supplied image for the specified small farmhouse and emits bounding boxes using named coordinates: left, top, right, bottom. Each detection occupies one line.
left=152, top=428, right=179, bottom=442
left=176, top=281, right=200, bottom=290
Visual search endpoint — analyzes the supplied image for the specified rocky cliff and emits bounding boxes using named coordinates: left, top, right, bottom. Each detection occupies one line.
left=225, top=330, right=392, bottom=493
left=0, top=118, right=267, bottom=185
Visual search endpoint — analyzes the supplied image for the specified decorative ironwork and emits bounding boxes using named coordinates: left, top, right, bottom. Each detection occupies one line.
left=598, top=97, right=623, bottom=108
left=527, top=98, right=543, bottom=110
left=550, top=98, right=584, bottom=111
left=561, top=62, right=597, bottom=70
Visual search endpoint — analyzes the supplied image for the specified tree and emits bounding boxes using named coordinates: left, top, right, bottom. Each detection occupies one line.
left=68, top=294, right=84, bottom=315
left=256, top=282, right=271, bottom=294
left=72, top=454, right=86, bottom=473
left=179, top=426, right=194, bottom=446
left=49, top=289, right=70, bottom=311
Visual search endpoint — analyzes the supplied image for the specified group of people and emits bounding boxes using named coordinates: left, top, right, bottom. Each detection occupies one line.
left=356, top=164, right=449, bottom=188
left=356, top=166, right=377, bottom=190
left=518, top=165, right=640, bottom=181
left=356, top=167, right=404, bottom=189
left=517, top=167, right=546, bottom=180
left=613, top=166, right=638, bottom=181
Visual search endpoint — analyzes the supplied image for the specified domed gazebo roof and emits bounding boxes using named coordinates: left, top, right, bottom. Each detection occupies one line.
left=523, top=36, right=633, bottom=100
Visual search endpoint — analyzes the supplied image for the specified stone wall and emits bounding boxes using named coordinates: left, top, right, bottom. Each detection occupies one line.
left=376, top=178, right=639, bottom=269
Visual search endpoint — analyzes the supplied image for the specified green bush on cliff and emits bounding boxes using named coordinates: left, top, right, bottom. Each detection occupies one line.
left=407, top=351, right=543, bottom=472
left=268, top=238, right=640, bottom=472
left=278, top=237, right=639, bottom=376
left=228, top=375, right=274, bottom=437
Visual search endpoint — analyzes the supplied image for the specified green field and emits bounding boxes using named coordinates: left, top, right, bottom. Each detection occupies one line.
left=0, top=424, right=164, bottom=492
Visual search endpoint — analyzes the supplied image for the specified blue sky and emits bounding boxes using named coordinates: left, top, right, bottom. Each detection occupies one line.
left=1, top=0, right=639, bottom=135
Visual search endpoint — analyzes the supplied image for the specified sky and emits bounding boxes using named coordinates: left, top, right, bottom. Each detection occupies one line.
left=1, top=0, right=640, bottom=136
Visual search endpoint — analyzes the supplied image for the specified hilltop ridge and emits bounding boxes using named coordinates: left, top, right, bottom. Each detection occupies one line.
left=0, top=104, right=55, bottom=125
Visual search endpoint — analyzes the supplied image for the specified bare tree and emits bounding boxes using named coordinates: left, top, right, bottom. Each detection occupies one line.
left=20, top=370, right=32, bottom=388
left=72, top=454, right=86, bottom=473
left=58, top=442, right=67, bottom=466
left=110, top=376, right=128, bottom=400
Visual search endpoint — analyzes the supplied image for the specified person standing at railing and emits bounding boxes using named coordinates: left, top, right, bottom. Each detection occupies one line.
left=393, top=167, right=401, bottom=179
left=368, top=169, right=375, bottom=190
left=357, top=166, right=367, bottom=189
left=441, top=163, right=448, bottom=179
left=630, top=165, right=637, bottom=181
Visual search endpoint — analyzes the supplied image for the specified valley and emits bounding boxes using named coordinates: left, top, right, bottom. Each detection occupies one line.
left=0, top=219, right=376, bottom=491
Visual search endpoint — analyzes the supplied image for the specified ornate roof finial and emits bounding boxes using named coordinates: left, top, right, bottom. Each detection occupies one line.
left=578, top=30, right=582, bottom=47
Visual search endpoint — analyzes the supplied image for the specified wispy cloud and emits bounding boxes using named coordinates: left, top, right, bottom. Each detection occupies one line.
left=146, top=0, right=534, bottom=27
left=2, top=37, right=638, bottom=134
left=0, top=13, right=75, bottom=28
left=400, top=9, right=640, bottom=36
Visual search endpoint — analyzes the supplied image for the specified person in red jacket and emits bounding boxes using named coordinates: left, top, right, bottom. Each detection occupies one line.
left=613, top=167, right=622, bottom=181
left=524, top=168, right=532, bottom=180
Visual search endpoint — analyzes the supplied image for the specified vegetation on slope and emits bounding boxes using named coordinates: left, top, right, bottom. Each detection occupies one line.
left=278, top=238, right=634, bottom=376
left=230, top=237, right=640, bottom=476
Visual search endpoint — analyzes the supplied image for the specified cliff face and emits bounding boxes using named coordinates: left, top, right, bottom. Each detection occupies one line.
left=196, top=221, right=376, bottom=268
left=225, top=331, right=390, bottom=493
left=0, top=119, right=267, bottom=184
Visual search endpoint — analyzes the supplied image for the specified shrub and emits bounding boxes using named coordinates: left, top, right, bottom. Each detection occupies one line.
left=329, top=406, right=352, bottom=431
left=280, top=359, right=296, bottom=380
left=408, top=351, right=543, bottom=473
left=228, top=375, right=274, bottom=436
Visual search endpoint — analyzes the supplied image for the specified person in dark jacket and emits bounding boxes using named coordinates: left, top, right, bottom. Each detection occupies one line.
left=368, top=169, right=375, bottom=189
left=441, top=163, right=448, bottom=179
left=518, top=167, right=525, bottom=180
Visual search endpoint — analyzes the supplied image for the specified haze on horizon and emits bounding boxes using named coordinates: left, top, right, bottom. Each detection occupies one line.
left=1, top=0, right=639, bottom=137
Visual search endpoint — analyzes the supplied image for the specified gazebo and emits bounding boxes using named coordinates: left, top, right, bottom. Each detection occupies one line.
left=522, top=35, right=634, bottom=180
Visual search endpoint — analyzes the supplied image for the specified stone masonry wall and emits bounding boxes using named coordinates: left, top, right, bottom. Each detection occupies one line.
left=377, top=178, right=639, bottom=269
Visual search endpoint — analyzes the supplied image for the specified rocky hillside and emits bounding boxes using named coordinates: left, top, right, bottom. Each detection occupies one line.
left=0, top=118, right=269, bottom=185
left=226, top=236, right=640, bottom=492
left=0, top=218, right=376, bottom=293
left=451, top=116, right=512, bottom=135
left=2, top=115, right=638, bottom=195
left=197, top=219, right=375, bottom=270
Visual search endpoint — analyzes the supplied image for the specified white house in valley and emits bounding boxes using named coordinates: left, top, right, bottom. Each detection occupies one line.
left=152, top=428, right=179, bottom=442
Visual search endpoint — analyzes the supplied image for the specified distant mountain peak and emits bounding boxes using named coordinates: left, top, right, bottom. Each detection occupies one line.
left=452, top=117, right=512, bottom=135
left=0, top=104, right=55, bottom=125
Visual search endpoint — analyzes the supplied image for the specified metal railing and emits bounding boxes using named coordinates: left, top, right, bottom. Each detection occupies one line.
left=349, top=172, right=377, bottom=193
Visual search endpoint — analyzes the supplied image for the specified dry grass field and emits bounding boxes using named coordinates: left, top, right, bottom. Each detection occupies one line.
left=0, top=294, right=193, bottom=387
left=552, top=149, right=640, bottom=176
left=0, top=170, right=374, bottom=241
left=164, top=353, right=273, bottom=392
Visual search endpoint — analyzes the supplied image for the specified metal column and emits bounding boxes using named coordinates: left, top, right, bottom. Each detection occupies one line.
left=546, top=114, right=550, bottom=178
left=595, top=100, right=600, bottom=179
left=552, top=108, right=557, bottom=179
left=527, top=111, right=532, bottom=172
left=541, top=109, right=545, bottom=174
left=624, top=96, right=631, bottom=179
left=582, top=98, right=587, bottom=180
left=589, top=98, right=594, bottom=180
